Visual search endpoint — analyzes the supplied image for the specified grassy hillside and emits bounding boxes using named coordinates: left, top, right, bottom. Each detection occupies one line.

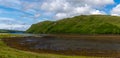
left=0, top=34, right=101, bottom=58
left=27, top=15, right=120, bottom=34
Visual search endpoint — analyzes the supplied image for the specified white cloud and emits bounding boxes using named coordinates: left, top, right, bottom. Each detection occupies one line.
left=84, top=0, right=114, bottom=7
left=0, top=0, right=21, bottom=9
left=0, top=0, right=116, bottom=30
left=41, top=0, right=70, bottom=12
left=0, top=18, right=22, bottom=24
left=0, top=0, right=114, bottom=19
left=0, top=24, right=30, bottom=31
left=0, top=0, right=115, bottom=20
left=41, top=0, right=113, bottom=19
left=0, top=17, right=15, bottom=21
left=111, top=4, right=120, bottom=16
left=90, top=10, right=106, bottom=15
left=54, top=4, right=106, bottom=19
left=55, top=13, right=68, bottom=19
left=34, top=13, right=41, bottom=19
left=0, top=17, right=30, bottom=31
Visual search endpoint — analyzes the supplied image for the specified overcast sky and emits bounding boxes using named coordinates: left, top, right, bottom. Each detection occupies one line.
left=0, top=0, right=120, bottom=31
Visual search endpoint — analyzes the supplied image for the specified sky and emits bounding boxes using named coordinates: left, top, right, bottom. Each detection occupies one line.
left=0, top=0, right=120, bottom=31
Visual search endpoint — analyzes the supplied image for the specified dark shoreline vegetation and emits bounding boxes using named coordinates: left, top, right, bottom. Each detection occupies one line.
left=27, top=15, right=120, bottom=34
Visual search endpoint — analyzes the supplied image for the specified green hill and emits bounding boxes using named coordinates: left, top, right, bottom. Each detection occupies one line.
left=26, top=15, right=120, bottom=34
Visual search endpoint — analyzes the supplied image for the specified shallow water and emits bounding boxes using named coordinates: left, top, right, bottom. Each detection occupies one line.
left=3, top=35, right=120, bottom=57
left=18, top=38, right=120, bottom=51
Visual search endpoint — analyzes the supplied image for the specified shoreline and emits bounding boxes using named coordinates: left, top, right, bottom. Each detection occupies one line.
left=2, top=35, right=120, bottom=57
left=40, top=34, right=120, bottom=40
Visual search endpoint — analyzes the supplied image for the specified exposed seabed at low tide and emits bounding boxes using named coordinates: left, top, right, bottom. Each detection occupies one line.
left=2, top=34, right=120, bottom=57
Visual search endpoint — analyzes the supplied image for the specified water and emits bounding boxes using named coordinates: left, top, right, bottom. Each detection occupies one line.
left=3, top=35, right=120, bottom=56
left=11, top=37, right=120, bottom=51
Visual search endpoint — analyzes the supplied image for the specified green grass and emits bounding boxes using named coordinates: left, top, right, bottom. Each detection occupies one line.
left=26, top=15, right=120, bottom=34
left=0, top=33, right=22, bottom=38
left=0, top=34, right=102, bottom=58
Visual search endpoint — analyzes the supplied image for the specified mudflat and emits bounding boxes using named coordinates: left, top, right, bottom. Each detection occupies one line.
left=2, top=34, right=120, bottom=57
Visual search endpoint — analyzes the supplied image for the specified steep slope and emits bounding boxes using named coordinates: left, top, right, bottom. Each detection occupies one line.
left=26, top=15, right=120, bottom=34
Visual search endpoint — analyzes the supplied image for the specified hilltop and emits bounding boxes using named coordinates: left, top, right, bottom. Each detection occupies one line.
left=26, top=15, right=120, bottom=34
